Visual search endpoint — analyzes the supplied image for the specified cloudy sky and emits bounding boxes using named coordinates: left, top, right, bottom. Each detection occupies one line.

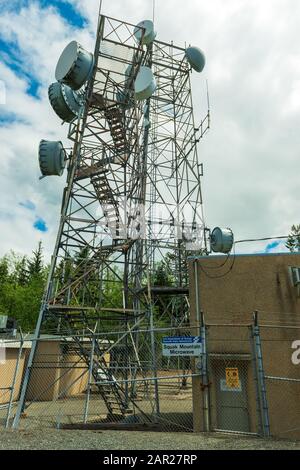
left=0, top=0, right=299, bottom=259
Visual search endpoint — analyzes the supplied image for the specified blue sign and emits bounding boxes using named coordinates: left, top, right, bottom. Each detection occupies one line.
left=163, top=336, right=201, bottom=344
left=162, top=336, right=202, bottom=356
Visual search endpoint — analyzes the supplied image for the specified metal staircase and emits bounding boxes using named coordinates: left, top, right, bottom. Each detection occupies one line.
left=52, top=102, right=136, bottom=305
left=91, top=172, right=120, bottom=237
left=63, top=336, right=133, bottom=418
left=104, top=105, right=128, bottom=163
left=74, top=102, right=128, bottom=237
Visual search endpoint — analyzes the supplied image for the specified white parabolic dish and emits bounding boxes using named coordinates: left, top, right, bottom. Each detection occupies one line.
left=134, top=20, right=157, bottom=45
left=134, top=66, right=156, bottom=101
left=185, top=46, right=206, bottom=73
left=55, top=40, right=94, bottom=90
left=55, top=41, right=79, bottom=81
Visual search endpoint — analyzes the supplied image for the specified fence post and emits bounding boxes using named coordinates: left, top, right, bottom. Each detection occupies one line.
left=5, top=331, right=24, bottom=428
left=200, top=311, right=210, bottom=432
left=251, top=311, right=270, bottom=437
left=83, top=336, right=96, bottom=424
left=149, top=307, right=160, bottom=420
left=192, top=260, right=210, bottom=432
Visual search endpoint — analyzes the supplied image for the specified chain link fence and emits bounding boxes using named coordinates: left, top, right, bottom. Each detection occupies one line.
left=259, top=324, right=300, bottom=440
left=0, top=326, right=199, bottom=432
left=1, top=316, right=300, bottom=439
left=203, top=317, right=300, bottom=439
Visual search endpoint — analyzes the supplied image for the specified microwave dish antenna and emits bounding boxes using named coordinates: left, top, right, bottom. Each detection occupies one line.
left=134, top=20, right=156, bottom=45
left=186, top=46, right=206, bottom=73
left=210, top=227, right=234, bottom=254
left=38, top=140, right=66, bottom=177
left=134, top=66, right=156, bottom=101
left=48, top=82, right=83, bottom=122
left=55, top=40, right=94, bottom=90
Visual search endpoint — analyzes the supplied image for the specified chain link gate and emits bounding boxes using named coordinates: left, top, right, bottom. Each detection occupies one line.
left=204, top=315, right=270, bottom=437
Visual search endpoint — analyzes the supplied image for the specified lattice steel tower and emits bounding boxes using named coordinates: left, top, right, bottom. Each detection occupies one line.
left=15, top=10, right=233, bottom=427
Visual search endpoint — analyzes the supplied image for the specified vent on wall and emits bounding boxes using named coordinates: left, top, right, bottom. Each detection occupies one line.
left=289, top=267, right=300, bottom=297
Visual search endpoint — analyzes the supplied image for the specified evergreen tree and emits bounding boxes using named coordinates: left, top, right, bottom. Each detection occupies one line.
left=0, top=256, right=9, bottom=283
left=74, top=246, right=90, bottom=269
left=17, top=256, right=29, bottom=286
left=0, top=246, right=48, bottom=331
left=28, top=241, right=44, bottom=278
left=153, top=255, right=175, bottom=287
left=153, top=261, right=173, bottom=286
left=56, top=254, right=73, bottom=284
left=286, top=225, right=300, bottom=252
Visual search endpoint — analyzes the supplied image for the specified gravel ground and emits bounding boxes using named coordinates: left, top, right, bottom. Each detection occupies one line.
left=0, top=429, right=300, bottom=450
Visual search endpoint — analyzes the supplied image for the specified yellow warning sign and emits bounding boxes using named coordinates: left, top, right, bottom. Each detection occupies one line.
left=225, top=368, right=240, bottom=389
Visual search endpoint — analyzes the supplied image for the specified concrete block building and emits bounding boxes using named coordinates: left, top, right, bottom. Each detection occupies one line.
left=189, top=252, right=300, bottom=439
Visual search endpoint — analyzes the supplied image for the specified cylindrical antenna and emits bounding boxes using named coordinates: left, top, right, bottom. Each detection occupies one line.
left=153, top=0, right=156, bottom=23
left=206, top=79, right=210, bottom=111
left=99, top=0, right=103, bottom=15
left=206, top=79, right=211, bottom=129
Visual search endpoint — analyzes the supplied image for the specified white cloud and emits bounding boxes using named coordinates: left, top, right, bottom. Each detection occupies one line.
left=0, top=0, right=299, bottom=260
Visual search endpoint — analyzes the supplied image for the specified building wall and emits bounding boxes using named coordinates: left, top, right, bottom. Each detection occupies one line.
left=188, top=253, right=300, bottom=439
left=27, top=341, right=90, bottom=401
left=0, top=339, right=111, bottom=405
left=26, top=341, right=61, bottom=401
left=189, top=252, right=300, bottom=321
left=27, top=340, right=110, bottom=402
left=0, top=348, right=28, bottom=405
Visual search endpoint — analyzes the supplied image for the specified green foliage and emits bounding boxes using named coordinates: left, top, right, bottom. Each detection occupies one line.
left=102, top=268, right=123, bottom=308
left=153, top=261, right=173, bottom=286
left=286, top=225, right=300, bottom=252
left=153, top=254, right=175, bottom=287
left=17, top=256, right=29, bottom=286
left=27, top=241, right=44, bottom=278
left=74, top=246, right=90, bottom=267
left=0, top=256, right=9, bottom=284
left=0, top=242, right=48, bottom=332
left=152, top=257, right=175, bottom=325
left=0, top=242, right=187, bottom=334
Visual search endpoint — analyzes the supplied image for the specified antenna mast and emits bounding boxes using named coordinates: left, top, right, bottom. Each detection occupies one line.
left=14, top=10, right=232, bottom=430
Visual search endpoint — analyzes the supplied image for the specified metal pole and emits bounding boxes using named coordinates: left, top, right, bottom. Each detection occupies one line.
left=252, top=311, right=271, bottom=437
left=200, top=311, right=210, bottom=432
left=194, top=261, right=210, bottom=432
left=5, top=331, right=24, bottom=428
left=249, top=324, right=263, bottom=436
left=143, top=42, right=160, bottom=420
left=148, top=271, right=160, bottom=418
left=83, top=337, right=96, bottom=423
left=145, top=162, right=160, bottom=418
